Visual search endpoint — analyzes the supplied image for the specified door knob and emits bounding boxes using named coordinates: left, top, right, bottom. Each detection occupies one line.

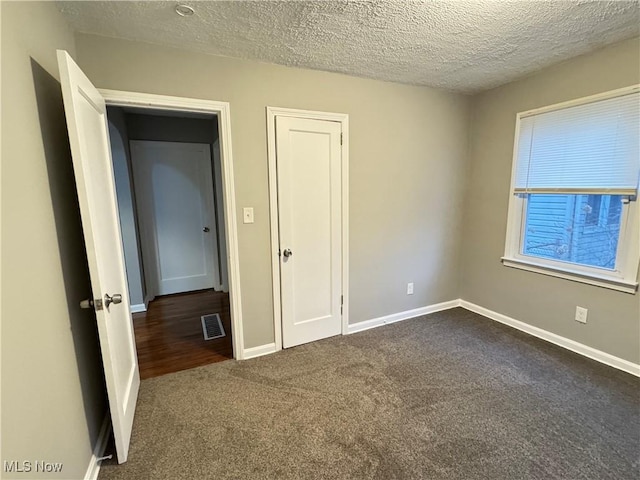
left=283, top=248, right=293, bottom=258
left=104, top=293, right=122, bottom=308
left=203, top=227, right=210, bottom=233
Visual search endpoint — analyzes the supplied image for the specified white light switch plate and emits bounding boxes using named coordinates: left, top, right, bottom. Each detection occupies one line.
left=243, top=207, right=254, bottom=224
left=575, top=306, right=588, bottom=324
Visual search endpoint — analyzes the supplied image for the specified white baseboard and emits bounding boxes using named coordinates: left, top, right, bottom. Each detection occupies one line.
left=347, top=299, right=460, bottom=335
left=459, top=300, right=640, bottom=377
left=84, top=413, right=111, bottom=480
left=241, top=299, right=638, bottom=377
left=243, top=342, right=277, bottom=360
left=344, top=298, right=639, bottom=377
left=130, top=303, right=146, bottom=314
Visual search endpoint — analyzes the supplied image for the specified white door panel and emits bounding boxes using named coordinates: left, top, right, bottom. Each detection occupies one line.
left=57, top=50, right=139, bottom=463
left=276, top=116, right=342, bottom=348
left=131, top=141, right=218, bottom=296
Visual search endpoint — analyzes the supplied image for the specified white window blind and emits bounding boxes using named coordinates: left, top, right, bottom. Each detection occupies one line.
left=514, top=91, right=640, bottom=194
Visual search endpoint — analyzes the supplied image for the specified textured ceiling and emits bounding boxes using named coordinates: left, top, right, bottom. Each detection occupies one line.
left=58, top=1, right=640, bottom=93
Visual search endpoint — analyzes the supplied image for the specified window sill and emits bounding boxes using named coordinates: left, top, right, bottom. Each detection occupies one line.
left=501, top=257, right=638, bottom=294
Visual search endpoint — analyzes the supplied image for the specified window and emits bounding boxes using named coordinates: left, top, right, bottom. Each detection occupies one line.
left=503, top=86, right=640, bottom=293
left=584, top=194, right=602, bottom=226
left=522, top=194, right=622, bottom=269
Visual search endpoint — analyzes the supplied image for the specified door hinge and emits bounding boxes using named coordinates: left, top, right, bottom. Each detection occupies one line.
left=340, top=295, right=343, bottom=314
left=340, top=133, right=343, bottom=145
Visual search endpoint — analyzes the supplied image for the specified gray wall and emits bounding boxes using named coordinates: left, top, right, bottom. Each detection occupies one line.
left=108, top=107, right=145, bottom=308
left=75, top=33, right=471, bottom=349
left=1, top=2, right=107, bottom=478
left=461, top=37, right=640, bottom=364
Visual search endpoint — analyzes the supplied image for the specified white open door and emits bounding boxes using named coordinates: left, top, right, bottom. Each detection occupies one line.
left=57, top=50, right=139, bottom=463
left=276, top=116, right=343, bottom=348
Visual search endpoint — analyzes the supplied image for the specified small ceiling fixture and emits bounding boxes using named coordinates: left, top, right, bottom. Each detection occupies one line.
left=175, top=4, right=195, bottom=17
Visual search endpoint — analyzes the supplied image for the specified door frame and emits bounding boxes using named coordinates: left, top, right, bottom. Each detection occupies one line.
left=100, top=89, right=245, bottom=359
left=266, top=106, right=350, bottom=351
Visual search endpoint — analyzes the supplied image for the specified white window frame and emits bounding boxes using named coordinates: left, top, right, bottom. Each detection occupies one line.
left=582, top=194, right=619, bottom=232
left=502, top=86, right=640, bottom=294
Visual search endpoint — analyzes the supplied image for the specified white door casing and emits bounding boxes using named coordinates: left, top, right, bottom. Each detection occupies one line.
left=276, top=116, right=344, bottom=348
left=57, top=50, right=139, bottom=463
left=130, top=141, right=219, bottom=296
left=99, top=88, right=244, bottom=360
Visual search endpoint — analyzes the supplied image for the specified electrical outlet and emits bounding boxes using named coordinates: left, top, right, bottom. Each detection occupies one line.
left=575, top=306, right=588, bottom=324
left=407, top=283, right=414, bottom=295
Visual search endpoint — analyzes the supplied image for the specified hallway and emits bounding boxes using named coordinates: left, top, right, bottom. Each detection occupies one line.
left=133, top=290, right=233, bottom=379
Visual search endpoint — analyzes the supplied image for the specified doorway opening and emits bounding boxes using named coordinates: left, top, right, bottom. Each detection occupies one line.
left=106, top=105, right=233, bottom=379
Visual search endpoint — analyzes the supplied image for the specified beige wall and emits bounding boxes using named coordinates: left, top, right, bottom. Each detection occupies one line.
left=75, top=33, right=471, bottom=348
left=461, top=37, right=640, bottom=364
left=1, top=2, right=107, bottom=479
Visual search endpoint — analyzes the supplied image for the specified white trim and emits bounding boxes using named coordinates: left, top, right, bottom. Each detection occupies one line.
left=459, top=300, right=640, bottom=377
left=346, top=300, right=461, bottom=335
left=502, top=257, right=638, bottom=293
left=243, top=342, right=277, bottom=360
left=266, top=106, right=349, bottom=352
left=266, top=110, right=282, bottom=352
left=519, top=84, right=639, bottom=118
left=344, top=298, right=640, bottom=377
left=84, top=414, right=111, bottom=480
left=99, top=89, right=245, bottom=359
left=341, top=118, right=350, bottom=337
left=513, top=188, right=638, bottom=195
left=130, top=303, right=146, bottom=314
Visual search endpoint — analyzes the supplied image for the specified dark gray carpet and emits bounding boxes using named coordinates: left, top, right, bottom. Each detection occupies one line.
left=99, top=308, right=640, bottom=480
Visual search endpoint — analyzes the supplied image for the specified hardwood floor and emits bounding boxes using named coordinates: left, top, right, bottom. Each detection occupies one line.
left=133, top=289, right=233, bottom=379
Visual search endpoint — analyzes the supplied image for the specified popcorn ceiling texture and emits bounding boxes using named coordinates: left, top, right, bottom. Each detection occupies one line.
left=58, top=1, right=639, bottom=93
